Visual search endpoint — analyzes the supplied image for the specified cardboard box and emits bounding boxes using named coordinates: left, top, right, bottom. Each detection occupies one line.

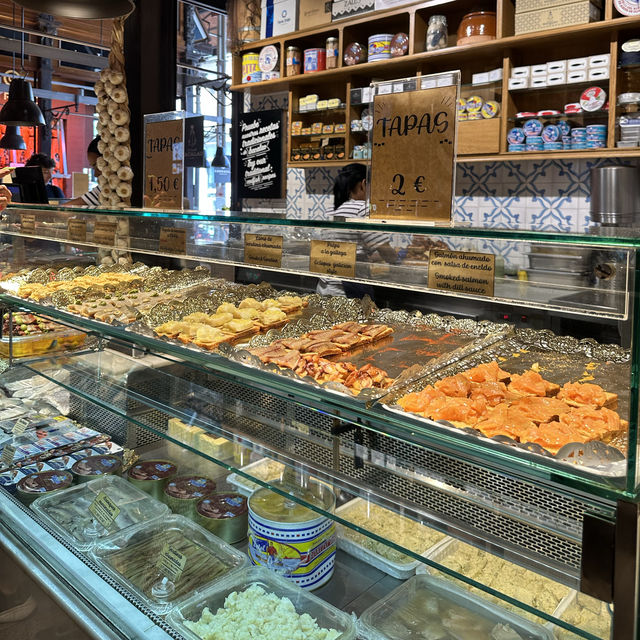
left=547, top=60, right=566, bottom=73
left=261, top=0, right=297, bottom=39
left=547, top=72, right=566, bottom=85
left=516, top=0, right=601, bottom=12
left=375, top=0, right=414, bottom=9
left=511, top=65, right=530, bottom=78
left=509, top=77, right=529, bottom=89
left=332, top=0, right=375, bottom=21
left=568, top=56, right=588, bottom=70
left=567, top=69, right=588, bottom=83
left=589, top=67, right=609, bottom=80
left=589, top=53, right=610, bottom=68
left=514, top=1, right=601, bottom=34
left=299, top=0, right=332, bottom=31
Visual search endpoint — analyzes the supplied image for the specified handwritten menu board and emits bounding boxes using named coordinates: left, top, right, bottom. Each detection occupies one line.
left=370, top=84, right=457, bottom=221
left=309, top=240, right=356, bottom=277
left=244, top=233, right=283, bottom=268
left=238, top=109, right=284, bottom=199
left=428, top=250, right=495, bottom=297
left=144, top=119, right=184, bottom=209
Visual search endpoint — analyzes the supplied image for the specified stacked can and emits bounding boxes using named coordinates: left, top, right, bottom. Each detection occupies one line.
left=571, top=127, right=587, bottom=149
left=507, top=127, right=525, bottom=152
left=586, top=124, right=606, bottom=148
left=466, top=95, right=483, bottom=121
left=457, top=98, right=467, bottom=121
left=524, top=119, right=543, bottom=151
left=542, top=124, right=562, bottom=150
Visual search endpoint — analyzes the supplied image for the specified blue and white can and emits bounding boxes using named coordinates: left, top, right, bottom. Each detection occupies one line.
left=507, top=127, right=526, bottom=144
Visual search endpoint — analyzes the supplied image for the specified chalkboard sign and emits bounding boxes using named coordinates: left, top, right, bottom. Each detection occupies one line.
left=238, top=109, right=284, bottom=199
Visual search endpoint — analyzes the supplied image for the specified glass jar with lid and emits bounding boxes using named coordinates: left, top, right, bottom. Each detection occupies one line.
left=426, top=15, right=448, bottom=51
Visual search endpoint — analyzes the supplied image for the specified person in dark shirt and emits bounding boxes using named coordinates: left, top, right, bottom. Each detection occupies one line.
left=25, top=153, right=65, bottom=200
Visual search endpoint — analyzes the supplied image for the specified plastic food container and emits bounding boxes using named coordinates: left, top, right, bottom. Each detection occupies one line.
left=30, top=475, right=170, bottom=552
left=195, top=492, right=248, bottom=543
left=226, top=458, right=287, bottom=495
left=127, top=459, right=177, bottom=499
left=248, top=480, right=336, bottom=590
left=166, top=566, right=357, bottom=640
left=71, top=454, right=122, bottom=483
left=0, top=328, right=86, bottom=358
left=91, top=514, right=248, bottom=616
left=163, top=475, right=217, bottom=518
left=335, top=498, right=445, bottom=579
left=359, top=574, right=554, bottom=640
left=16, top=470, right=73, bottom=505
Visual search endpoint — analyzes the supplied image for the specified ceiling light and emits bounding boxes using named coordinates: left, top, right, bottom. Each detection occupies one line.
left=0, top=126, right=26, bottom=150
left=12, top=0, right=134, bottom=19
left=0, top=79, right=45, bottom=127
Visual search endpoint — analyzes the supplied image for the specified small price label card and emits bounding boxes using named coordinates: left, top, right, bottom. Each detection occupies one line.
left=244, top=233, right=283, bottom=268
left=159, top=227, right=187, bottom=254
left=12, top=417, right=30, bottom=435
left=2, top=445, right=16, bottom=466
left=309, top=240, right=356, bottom=277
left=68, top=219, right=87, bottom=243
left=157, top=543, right=187, bottom=583
left=89, top=491, right=121, bottom=530
left=21, top=214, right=35, bottom=234
left=93, top=221, right=117, bottom=246
left=428, top=250, right=495, bottom=297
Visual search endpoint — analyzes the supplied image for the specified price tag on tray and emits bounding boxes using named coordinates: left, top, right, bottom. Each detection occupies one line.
left=157, top=543, right=188, bottom=583
left=89, top=491, right=121, bottom=530
left=12, top=417, right=30, bottom=435
left=1, top=445, right=16, bottom=466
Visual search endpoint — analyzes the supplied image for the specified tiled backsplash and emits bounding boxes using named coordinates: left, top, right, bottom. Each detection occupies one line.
left=243, top=91, right=638, bottom=266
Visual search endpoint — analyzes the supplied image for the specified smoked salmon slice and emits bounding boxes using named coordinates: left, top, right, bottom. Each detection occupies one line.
left=560, top=406, right=621, bottom=440
left=557, top=382, right=617, bottom=409
left=461, top=361, right=511, bottom=383
left=397, top=385, right=447, bottom=414
left=508, top=370, right=559, bottom=397
left=510, top=396, right=571, bottom=423
left=520, top=422, right=589, bottom=454
left=469, top=381, right=511, bottom=407
left=428, top=396, right=487, bottom=425
left=475, top=403, right=536, bottom=439
left=435, top=374, right=472, bottom=398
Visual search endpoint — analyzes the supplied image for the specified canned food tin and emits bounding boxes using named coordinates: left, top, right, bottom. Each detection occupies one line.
left=196, top=492, right=248, bottom=543
left=304, top=48, right=326, bottom=73
left=326, top=37, right=338, bottom=69
left=71, top=455, right=122, bottom=483
left=163, top=475, right=217, bottom=519
left=248, top=480, right=336, bottom=590
left=17, top=470, right=73, bottom=505
left=557, top=120, right=571, bottom=136
left=286, top=46, right=302, bottom=76
left=390, top=32, right=409, bottom=57
left=580, top=86, right=607, bottom=112
left=344, top=42, right=366, bottom=66
left=241, top=53, right=259, bottom=83
left=523, top=119, right=543, bottom=136
left=508, top=144, right=525, bottom=151
left=507, top=128, right=525, bottom=144
left=481, top=101, right=499, bottom=118
left=127, top=459, right=178, bottom=500
left=259, top=45, right=279, bottom=72
left=542, top=124, right=560, bottom=143
left=465, top=95, right=483, bottom=112
left=368, top=34, right=393, bottom=61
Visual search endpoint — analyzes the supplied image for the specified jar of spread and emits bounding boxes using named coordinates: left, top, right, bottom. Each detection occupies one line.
left=426, top=16, right=448, bottom=51
left=286, top=46, right=302, bottom=76
left=326, top=37, right=338, bottom=69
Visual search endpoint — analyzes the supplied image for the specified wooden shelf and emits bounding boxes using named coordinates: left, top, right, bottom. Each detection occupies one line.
left=288, top=160, right=357, bottom=168
left=458, top=149, right=640, bottom=162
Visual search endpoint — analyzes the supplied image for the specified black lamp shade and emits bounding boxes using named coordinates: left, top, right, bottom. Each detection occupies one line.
left=212, top=146, right=229, bottom=167
left=0, top=79, right=45, bottom=127
left=13, top=0, right=134, bottom=18
left=0, top=126, right=26, bottom=150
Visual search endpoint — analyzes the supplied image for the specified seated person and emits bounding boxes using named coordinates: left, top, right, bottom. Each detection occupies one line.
left=66, top=136, right=102, bottom=206
left=25, top=153, right=65, bottom=199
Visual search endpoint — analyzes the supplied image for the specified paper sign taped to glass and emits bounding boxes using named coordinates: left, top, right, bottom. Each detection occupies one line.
left=369, top=73, right=459, bottom=222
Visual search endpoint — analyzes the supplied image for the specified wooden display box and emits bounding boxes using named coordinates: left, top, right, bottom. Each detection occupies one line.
left=457, top=118, right=501, bottom=155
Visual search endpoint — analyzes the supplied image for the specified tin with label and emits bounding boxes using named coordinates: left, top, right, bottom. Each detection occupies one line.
left=304, top=48, right=326, bottom=73
left=241, top=52, right=259, bottom=84
left=368, top=34, right=393, bottom=61
left=248, top=480, right=336, bottom=590
left=286, top=46, right=302, bottom=76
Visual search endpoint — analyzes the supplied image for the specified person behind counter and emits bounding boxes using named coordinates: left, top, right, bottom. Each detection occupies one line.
left=25, top=153, right=65, bottom=200
left=65, top=136, right=102, bottom=206
left=316, top=163, right=397, bottom=298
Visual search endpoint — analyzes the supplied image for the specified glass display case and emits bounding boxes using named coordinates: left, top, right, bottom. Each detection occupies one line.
left=0, top=203, right=637, bottom=640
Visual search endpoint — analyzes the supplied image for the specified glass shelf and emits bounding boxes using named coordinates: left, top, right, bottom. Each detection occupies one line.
left=292, top=106, right=346, bottom=114
left=5, top=349, right=612, bottom=639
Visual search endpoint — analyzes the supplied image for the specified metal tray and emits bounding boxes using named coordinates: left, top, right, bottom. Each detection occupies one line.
left=527, top=253, right=590, bottom=272
left=526, top=268, right=588, bottom=287
left=381, top=328, right=630, bottom=476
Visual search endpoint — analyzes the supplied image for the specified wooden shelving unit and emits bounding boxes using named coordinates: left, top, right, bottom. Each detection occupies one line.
left=231, top=0, right=640, bottom=165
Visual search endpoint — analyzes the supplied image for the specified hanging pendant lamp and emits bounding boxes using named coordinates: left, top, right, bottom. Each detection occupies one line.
left=211, top=145, right=229, bottom=168
left=0, top=79, right=45, bottom=127
left=12, top=0, right=134, bottom=19
left=0, top=126, right=26, bottom=150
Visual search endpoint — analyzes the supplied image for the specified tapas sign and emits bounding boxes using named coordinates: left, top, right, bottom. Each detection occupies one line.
left=428, top=250, right=495, bottom=297
left=144, top=118, right=184, bottom=209
left=244, top=233, right=283, bottom=268
left=68, top=219, right=87, bottom=243
left=370, top=79, right=458, bottom=221
left=159, top=227, right=187, bottom=255
left=309, top=240, right=357, bottom=277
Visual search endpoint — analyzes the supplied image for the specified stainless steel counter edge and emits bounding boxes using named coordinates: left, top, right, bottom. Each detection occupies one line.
left=0, top=491, right=173, bottom=640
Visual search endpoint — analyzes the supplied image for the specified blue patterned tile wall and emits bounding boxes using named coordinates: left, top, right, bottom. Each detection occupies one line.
left=242, top=91, right=638, bottom=266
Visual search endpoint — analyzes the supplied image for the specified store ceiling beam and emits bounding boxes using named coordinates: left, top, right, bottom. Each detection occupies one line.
left=0, top=24, right=109, bottom=52
left=0, top=36, right=108, bottom=69
left=0, top=82, right=97, bottom=106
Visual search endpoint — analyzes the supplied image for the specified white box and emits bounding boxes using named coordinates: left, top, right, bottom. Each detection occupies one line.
left=375, top=0, right=413, bottom=8
left=547, top=60, right=567, bottom=73
left=260, top=0, right=298, bottom=38
left=421, top=77, right=437, bottom=89
left=472, top=72, right=490, bottom=85
left=531, top=64, right=547, bottom=76
left=588, top=53, right=610, bottom=68
left=567, top=69, right=588, bottom=83
left=567, top=57, right=588, bottom=70
left=508, top=77, right=529, bottom=90
left=547, top=72, right=566, bottom=85
left=332, top=0, right=374, bottom=20
left=589, top=67, right=609, bottom=80
left=489, top=67, right=503, bottom=82
left=530, top=76, right=548, bottom=87
left=362, top=87, right=374, bottom=102
left=511, top=66, right=530, bottom=78
left=437, top=73, right=456, bottom=87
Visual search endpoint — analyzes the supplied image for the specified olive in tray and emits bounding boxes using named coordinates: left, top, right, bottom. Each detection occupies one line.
left=2, top=313, right=58, bottom=337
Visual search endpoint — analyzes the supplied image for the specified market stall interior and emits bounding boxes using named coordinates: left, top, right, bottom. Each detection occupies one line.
left=1, top=1, right=640, bottom=640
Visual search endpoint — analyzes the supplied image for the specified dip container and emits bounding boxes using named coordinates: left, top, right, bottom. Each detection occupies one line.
left=72, top=454, right=122, bottom=483
left=17, top=470, right=73, bottom=505
left=196, top=492, right=248, bottom=543
left=163, top=475, right=217, bottom=519
left=127, top=459, right=177, bottom=500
